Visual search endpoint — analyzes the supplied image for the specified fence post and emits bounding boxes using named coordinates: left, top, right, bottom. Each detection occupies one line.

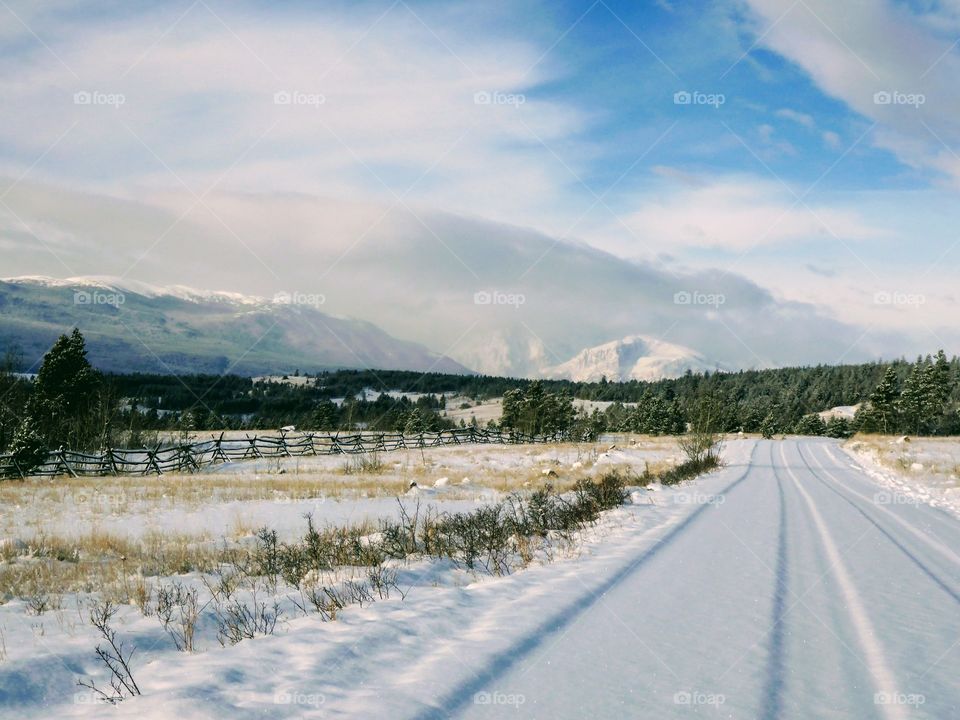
left=57, top=447, right=79, bottom=478
left=244, top=434, right=263, bottom=459
left=213, top=432, right=228, bottom=464
left=144, top=444, right=163, bottom=475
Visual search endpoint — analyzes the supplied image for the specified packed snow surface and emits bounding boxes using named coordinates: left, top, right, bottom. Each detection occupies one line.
left=1, top=438, right=958, bottom=718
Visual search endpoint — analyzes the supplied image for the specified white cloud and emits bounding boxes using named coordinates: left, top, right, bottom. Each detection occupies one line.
left=610, top=175, right=884, bottom=252
left=822, top=130, right=842, bottom=150
left=775, top=108, right=815, bottom=128
left=0, top=1, right=590, bottom=234
left=0, top=178, right=904, bottom=374
left=741, top=0, right=960, bottom=185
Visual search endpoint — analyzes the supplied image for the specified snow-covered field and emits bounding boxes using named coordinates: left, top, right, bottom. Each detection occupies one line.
left=0, top=437, right=680, bottom=719
left=843, top=435, right=960, bottom=517
left=3, top=436, right=958, bottom=719
left=441, top=397, right=639, bottom=426
left=0, top=438, right=679, bottom=542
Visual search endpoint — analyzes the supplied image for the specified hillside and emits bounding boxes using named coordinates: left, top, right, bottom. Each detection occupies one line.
left=0, top=277, right=471, bottom=375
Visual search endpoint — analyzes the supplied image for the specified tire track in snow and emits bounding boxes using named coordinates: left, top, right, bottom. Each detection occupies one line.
left=817, top=443, right=960, bottom=568
left=833, top=443, right=960, bottom=538
left=411, top=441, right=761, bottom=720
left=760, top=442, right=790, bottom=720
left=796, top=442, right=960, bottom=606
left=779, top=443, right=908, bottom=720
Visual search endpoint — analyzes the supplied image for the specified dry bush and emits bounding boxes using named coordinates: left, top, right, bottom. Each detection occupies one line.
left=76, top=600, right=140, bottom=704
left=155, top=581, right=200, bottom=652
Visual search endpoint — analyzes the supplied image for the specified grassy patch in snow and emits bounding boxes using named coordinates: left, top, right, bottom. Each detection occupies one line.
left=659, top=454, right=722, bottom=486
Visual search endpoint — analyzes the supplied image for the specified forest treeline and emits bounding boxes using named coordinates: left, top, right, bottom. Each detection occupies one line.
left=2, top=330, right=959, bottom=462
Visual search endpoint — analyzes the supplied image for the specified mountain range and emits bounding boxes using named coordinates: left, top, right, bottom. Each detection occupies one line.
left=0, top=276, right=715, bottom=380
left=542, top=335, right=718, bottom=382
left=0, top=276, right=470, bottom=376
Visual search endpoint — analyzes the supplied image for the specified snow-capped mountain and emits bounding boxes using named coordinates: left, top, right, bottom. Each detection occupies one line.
left=0, top=276, right=472, bottom=375
left=543, top=335, right=718, bottom=382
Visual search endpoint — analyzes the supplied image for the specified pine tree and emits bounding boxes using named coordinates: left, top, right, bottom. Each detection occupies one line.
left=932, top=350, right=952, bottom=405
left=403, top=407, right=432, bottom=435
left=794, top=413, right=827, bottom=436
left=898, top=358, right=939, bottom=435
left=866, top=366, right=899, bottom=434
left=824, top=416, right=853, bottom=439
left=12, top=328, right=103, bottom=459
left=312, top=400, right=338, bottom=430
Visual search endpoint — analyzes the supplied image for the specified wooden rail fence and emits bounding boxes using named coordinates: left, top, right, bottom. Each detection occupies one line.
left=0, top=428, right=567, bottom=479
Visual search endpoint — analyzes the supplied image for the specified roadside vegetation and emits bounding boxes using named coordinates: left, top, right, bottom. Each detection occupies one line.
left=56, top=471, right=634, bottom=704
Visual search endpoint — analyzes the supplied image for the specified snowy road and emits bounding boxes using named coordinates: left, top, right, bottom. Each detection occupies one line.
left=438, top=438, right=960, bottom=720
left=28, top=438, right=959, bottom=720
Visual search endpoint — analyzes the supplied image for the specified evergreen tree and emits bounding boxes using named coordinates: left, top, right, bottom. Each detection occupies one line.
left=898, top=358, right=939, bottom=435
left=500, top=381, right=575, bottom=437
left=312, top=400, right=339, bottom=430
left=0, top=348, right=28, bottom=453
left=403, top=407, right=431, bottom=435
left=824, top=416, right=853, bottom=439
left=760, top=414, right=776, bottom=439
left=11, top=328, right=103, bottom=461
left=864, top=366, right=899, bottom=433
left=932, top=350, right=951, bottom=400
left=794, top=413, right=827, bottom=436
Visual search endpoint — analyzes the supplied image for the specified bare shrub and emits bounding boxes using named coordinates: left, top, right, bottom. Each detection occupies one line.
left=679, top=392, right=725, bottom=465
left=76, top=600, right=140, bottom=704
left=26, top=590, right=61, bottom=616
left=215, top=596, right=281, bottom=646
left=155, top=582, right=199, bottom=652
left=132, top=575, right=152, bottom=616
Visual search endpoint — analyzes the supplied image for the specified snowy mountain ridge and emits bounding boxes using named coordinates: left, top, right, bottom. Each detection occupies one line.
left=0, top=276, right=471, bottom=375
left=2, top=275, right=269, bottom=306
left=543, top=334, right=719, bottom=382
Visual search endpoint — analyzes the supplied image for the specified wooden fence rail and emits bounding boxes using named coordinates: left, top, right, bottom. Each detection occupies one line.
left=0, top=428, right=567, bottom=479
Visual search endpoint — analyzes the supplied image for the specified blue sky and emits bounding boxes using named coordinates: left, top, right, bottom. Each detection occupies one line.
left=1, top=0, right=958, bottom=372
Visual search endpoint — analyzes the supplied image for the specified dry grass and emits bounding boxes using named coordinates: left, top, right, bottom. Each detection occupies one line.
left=848, top=434, right=960, bottom=487
left=0, top=437, right=682, bottom=603
left=0, top=529, right=226, bottom=606
left=1, top=438, right=679, bottom=521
